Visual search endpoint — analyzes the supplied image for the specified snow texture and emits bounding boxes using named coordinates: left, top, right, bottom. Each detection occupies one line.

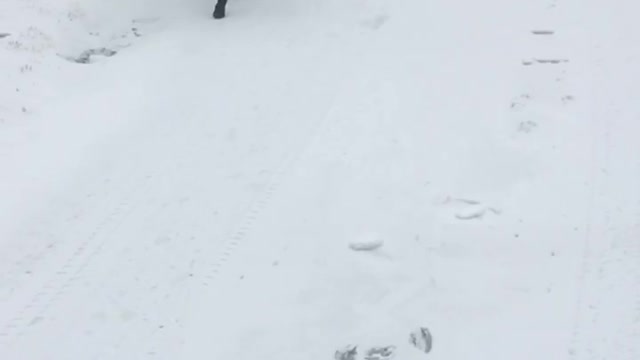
left=1, top=0, right=639, bottom=359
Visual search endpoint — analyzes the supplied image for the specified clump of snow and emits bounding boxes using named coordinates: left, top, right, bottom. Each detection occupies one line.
left=349, top=233, right=384, bottom=251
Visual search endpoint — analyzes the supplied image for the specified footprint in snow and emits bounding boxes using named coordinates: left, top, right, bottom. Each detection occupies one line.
left=440, top=196, right=501, bottom=220
left=61, top=47, right=118, bottom=64
left=335, top=327, right=434, bottom=360
left=335, top=345, right=358, bottom=360
left=364, top=346, right=396, bottom=360
left=455, top=204, right=501, bottom=220
left=518, top=120, right=538, bottom=133
left=409, top=327, right=433, bottom=354
left=362, top=14, right=390, bottom=30
left=335, top=345, right=396, bottom=360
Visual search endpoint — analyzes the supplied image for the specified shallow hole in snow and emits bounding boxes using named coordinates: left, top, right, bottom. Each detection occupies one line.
left=409, top=327, right=433, bottom=354
left=531, top=30, right=555, bottom=35
left=61, top=47, right=118, bottom=64
left=349, top=233, right=384, bottom=252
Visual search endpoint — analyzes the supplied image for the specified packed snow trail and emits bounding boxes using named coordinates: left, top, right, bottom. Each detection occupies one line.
left=0, top=0, right=400, bottom=358
left=1, top=0, right=639, bottom=359
left=566, top=3, right=640, bottom=359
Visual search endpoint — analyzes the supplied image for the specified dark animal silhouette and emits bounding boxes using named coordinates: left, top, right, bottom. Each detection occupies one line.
left=213, top=0, right=227, bottom=19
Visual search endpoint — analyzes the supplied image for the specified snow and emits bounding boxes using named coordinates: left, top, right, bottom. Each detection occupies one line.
left=1, top=0, right=639, bottom=359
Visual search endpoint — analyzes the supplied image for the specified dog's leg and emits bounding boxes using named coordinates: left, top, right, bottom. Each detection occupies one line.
left=213, top=0, right=227, bottom=19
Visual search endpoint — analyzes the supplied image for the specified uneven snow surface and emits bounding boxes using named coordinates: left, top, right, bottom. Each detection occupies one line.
left=1, top=0, right=639, bottom=359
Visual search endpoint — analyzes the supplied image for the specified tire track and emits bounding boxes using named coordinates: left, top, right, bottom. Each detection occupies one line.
left=569, top=38, right=640, bottom=360
left=0, top=174, right=153, bottom=350
left=567, top=94, right=606, bottom=360
left=0, top=190, right=118, bottom=302
left=193, top=52, right=384, bottom=288
left=570, top=212, right=640, bottom=359
left=121, top=85, right=347, bottom=360
left=193, top=0, right=396, bottom=288
left=134, top=11, right=398, bottom=357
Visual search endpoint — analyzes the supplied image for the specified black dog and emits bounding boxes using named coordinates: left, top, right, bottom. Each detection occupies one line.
left=213, top=0, right=227, bottom=19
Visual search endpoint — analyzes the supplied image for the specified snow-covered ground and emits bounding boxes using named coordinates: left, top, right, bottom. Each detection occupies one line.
left=1, top=0, right=639, bottom=359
